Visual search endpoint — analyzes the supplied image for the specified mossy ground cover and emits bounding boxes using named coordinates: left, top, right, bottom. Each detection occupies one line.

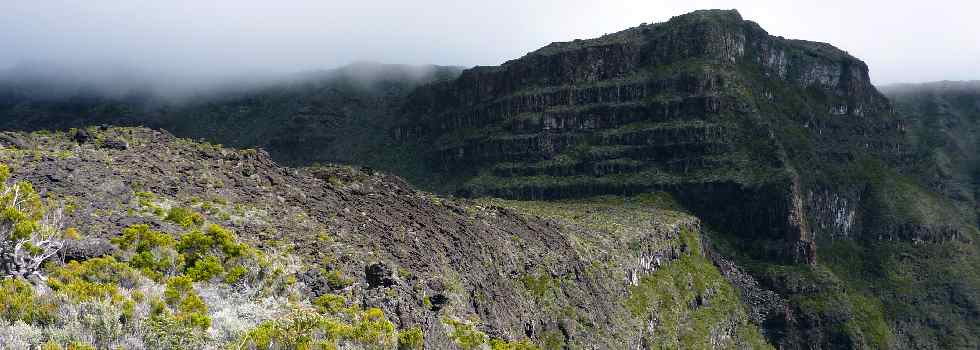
left=486, top=195, right=771, bottom=349
left=818, top=236, right=980, bottom=348
left=709, top=227, right=901, bottom=349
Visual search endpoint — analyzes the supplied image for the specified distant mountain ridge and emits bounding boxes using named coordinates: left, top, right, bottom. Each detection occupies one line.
left=0, top=62, right=464, bottom=166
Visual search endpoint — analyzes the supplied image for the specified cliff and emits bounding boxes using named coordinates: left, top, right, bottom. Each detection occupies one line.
left=396, top=10, right=897, bottom=263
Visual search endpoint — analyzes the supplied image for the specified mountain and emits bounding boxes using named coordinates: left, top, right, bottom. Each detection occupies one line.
left=880, top=81, right=980, bottom=226
left=0, top=62, right=463, bottom=167
left=1, top=8, right=979, bottom=350
left=392, top=9, right=979, bottom=349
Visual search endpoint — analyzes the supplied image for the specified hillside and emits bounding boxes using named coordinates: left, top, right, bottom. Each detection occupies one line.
left=0, top=127, right=771, bottom=349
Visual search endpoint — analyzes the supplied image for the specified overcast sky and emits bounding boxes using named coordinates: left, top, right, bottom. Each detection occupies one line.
left=1, top=0, right=977, bottom=86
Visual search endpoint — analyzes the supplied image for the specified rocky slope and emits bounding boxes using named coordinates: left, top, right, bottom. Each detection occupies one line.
left=0, top=127, right=770, bottom=349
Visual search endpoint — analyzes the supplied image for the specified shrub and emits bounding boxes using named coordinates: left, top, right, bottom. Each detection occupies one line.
left=1, top=163, right=68, bottom=279
left=75, top=300, right=125, bottom=348
left=41, top=340, right=63, bottom=350
left=143, top=312, right=209, bottom=350
left=47, top=256, right=141, bottom=302
left=164, top=276, right=194, bottom=305
left=324, top=269, right=353, bottom=290
left=164, top=275, right=211, bottom=329
left=351, top=307, right=396, bottom=345
left=165, top=207, right=204, bottom=228
left=176, top=224, right=260, bottom=285
left=397, top=326, right=424, bottom=350
left=112, top=224, right=180, bottom=279
left=0, top=320, right=44, bottom=349
left=237, top=310, right=326, bottom=350
left=205, top=224, right=245, bottom=258
left=66, top=342, right=96, bottom=350
left=446, top=319, right=488, bottom=350
left=313, top=294, right=347, bottom=314
left=490, top=339, right=542, bottom=350
left=186, top=255, right=224, bottom=282
left=0, top=278, right=58, bottom=325
left=49, top=256, right=142, bottom=289
left=225, top=265, right=248, bottom=284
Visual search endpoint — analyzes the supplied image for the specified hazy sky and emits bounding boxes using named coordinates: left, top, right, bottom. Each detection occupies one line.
left=1, top=0, right=978, bottom=86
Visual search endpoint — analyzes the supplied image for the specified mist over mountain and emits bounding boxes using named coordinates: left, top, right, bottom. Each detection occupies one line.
left=1, top=5, right=980, bottom=350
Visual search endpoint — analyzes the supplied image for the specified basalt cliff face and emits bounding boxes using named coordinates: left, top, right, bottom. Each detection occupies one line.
left=396, top=10, right=902, bottom=263
left=394, top=10, right=978, bottom=349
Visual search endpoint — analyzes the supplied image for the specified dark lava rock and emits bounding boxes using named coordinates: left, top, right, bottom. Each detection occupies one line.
left=62, top=238, right=118, bottom=262
left=0, top=132, right=28, bottom=149
left=429, top=293, right=449, bottom=311
left=72, top=129, right=91, bottom=144
left=365, top=262, right=396, bottom=289
left=297, top=269, right=329, bottom=297
left=101, top=139, right=129, bottom=150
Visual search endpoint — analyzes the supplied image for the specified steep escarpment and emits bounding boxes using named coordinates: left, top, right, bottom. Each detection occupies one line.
left=395, top=10, right=979, bottom=349
left=396, top=9, right=916, bottom=263
left=0, top=127, right=770, bottom=349
left=397, top=10, right=826, bottom=265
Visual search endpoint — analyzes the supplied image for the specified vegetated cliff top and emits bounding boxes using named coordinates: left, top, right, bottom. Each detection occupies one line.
left=474, top=9, right=866, bottom=73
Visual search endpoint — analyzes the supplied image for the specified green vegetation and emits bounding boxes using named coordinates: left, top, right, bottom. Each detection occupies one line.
left=520, top=273, right=556, bottom=299
left=0, top=162, right=441, bottom=349
left=485, top=196, right=770, bottom=349
left=445, top=319, right=488, bottom=350
left=112, top=224, right=180, bottom=279
left=1, top=163, right=74, bottom=280
left=232, top=300, right=403, bottom=349
left=166, top=206, right=205, bottom=228
left=445, top=318, right=543, bottom=350
left=0, top=278, right=58, bottom=325
left=397, top=326, right=424, bottom=350
left=625, top=251, right=751, bottom=348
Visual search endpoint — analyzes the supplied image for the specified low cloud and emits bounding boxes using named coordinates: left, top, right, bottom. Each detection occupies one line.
left=1, top=0, right=977, bottom=95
